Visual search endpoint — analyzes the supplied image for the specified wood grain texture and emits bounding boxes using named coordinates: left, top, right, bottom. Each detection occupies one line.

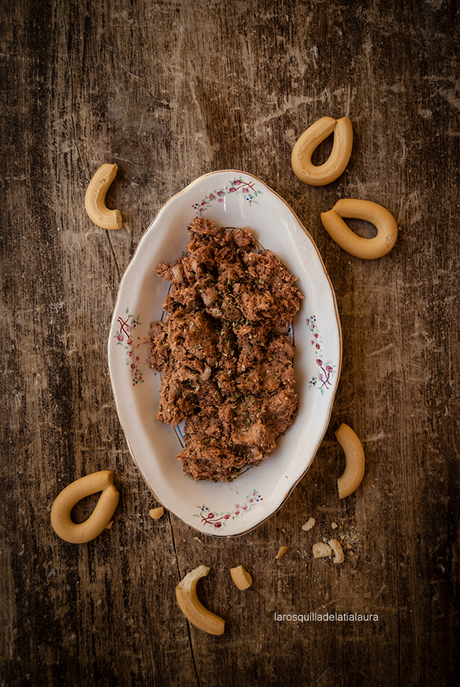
left=1, top=0, right=459, bottom=685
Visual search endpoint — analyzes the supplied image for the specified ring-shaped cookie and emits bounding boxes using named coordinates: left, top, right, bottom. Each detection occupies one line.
left=85, top=163, right=122, bottom=230
left=335, top=423, right=366, bottom=498
left=51, top=470, right=119, bottom=543
left=291, top=116, right=353, bottom=186
left=321, top=198, right=398, bottom=259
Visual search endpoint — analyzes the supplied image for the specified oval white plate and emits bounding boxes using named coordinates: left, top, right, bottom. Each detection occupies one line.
left=108, top=170, right=341, bottom=537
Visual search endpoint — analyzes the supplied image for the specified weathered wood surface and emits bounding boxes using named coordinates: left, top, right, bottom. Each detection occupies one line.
left=1, top=0, right=459, bottom=685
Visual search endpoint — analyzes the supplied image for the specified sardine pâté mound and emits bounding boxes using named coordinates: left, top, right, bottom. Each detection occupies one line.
left=148, top=218, right=304, bottom=482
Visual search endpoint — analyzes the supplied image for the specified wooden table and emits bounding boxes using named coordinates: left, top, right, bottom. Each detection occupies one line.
left=2, top=1, right=459, bottom=684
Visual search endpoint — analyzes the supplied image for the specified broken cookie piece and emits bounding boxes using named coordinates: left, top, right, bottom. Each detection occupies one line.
left=312, top=542, right=332, bottom=558
left=149, top=507, right=165, bottom=520
left=328, top=538, right=345, bottom=564
left=230, top=565, right=253, bottom=590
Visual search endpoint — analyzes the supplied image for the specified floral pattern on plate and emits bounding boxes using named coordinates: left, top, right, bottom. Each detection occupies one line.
left=114, top=308, right=144, bottom=386
left=194, top=490, right=263, bottom=528
left=192, top=177, right=262, bottom=215
left=306, top=315, right=337, bottom=393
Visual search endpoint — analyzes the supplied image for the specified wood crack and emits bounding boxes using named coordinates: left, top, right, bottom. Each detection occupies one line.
left=56, top=0, right=121, bottom=283
left=56, top=0, right=88, bottom=183
left=167, top=513, right=201, bottom=687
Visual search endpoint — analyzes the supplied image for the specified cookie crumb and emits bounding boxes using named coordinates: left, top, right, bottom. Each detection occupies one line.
left=302, top=517, right=316, bottom=531
left=276, top=545, right=289, bottom=559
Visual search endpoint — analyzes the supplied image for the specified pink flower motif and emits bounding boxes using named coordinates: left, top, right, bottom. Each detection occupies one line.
left=229, top=187, right=237, bottom=193
left=318, top=373, right=324, bottom=381
left=117, top=334, right=124, bottom=342
left=218, top=198, right=224, bottom=203
left=128, top=351, right=134, bottom=357
left=235, top=504, right=239, bottom=508
left=242, top=505, right=247, bottom=510
left=233, top=180, right=242, bottom=185
left=217, top=190, right=224, bottom=196
left=214, top=521, right=222, bottom=528
left=131, top=363, right=136, bottom=370
left=209, top=194, right=215, bottom=200
left=316, top=343, right=320, bottom=350
left=249, top=498, right=253, bottom=503
left=326, top=365, right=333, bottom=373
left=311, top=340, right=315, bottom=345
left=224, top=514, right=230, bottom=519
left=242, top=187, right=249, bottom=193
left=316, top=359, right=323, bottom=367
left=314, top=333, right=319, bottom=338
left=136, top=356, right=140, bottom=362
left=208, top=513, right=214, bottom=518
left=234, top=510, right=240, bottom=515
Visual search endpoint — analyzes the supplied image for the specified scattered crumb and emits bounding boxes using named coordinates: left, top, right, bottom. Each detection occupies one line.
left=345, top=543, right=352, bottom=549
left=149, top=507, right=164, bottom=520
left=282, top=528, right=286, bottom=534
left=328, top=539, right=345, bottom=564
left=339, top=527, right=362, bottom=549
left=194, top=537, right=202, bottom=543
left=313, top=542, right=332, bottom=558
left=105, top=521, right=114, bottom=530
left=331, top=522, right=338, bottom=529
left=276, top=545, right=289, bottom=560
left=302, top=517, right=316, bottom=532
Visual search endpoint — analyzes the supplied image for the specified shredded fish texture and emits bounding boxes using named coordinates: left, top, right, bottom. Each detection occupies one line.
left=148, top=218, right=303, bottom=482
